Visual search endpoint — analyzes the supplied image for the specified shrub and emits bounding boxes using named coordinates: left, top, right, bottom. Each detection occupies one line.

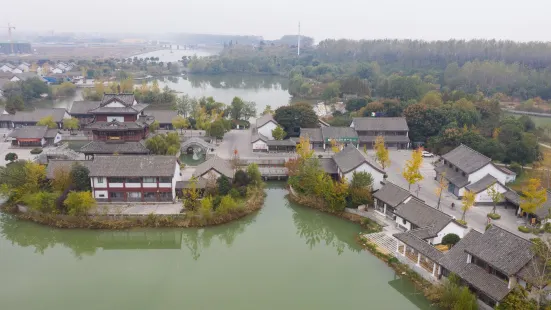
left=237, top=186, right=248, bottom=197
left=487, top=213, right=501, bottom=220
left=4, top=152, right=17, bottom=162
left=217, top=175, right=232, bottom=196
left=486, top=223, right=492, bottom=231
left=545, top=222, right=551, bottom=233
left=361, top=218, right=382, bottom=233
left=228, top=188, right=240, bottom=199
left=30, top=148, right=43, bottom=154
left=441, top=233, right=461, bottom=247
left=216, top=195, right=239, bottom=215
left=509, top=162, right=522, bottom=176
left=180, top=163, right=186, bottom=169
left=233, top=170, right=250, bottom=187
left=456, top=219, right=467, bottom=226
left=518, top=226, right=531, bottom=233
left=64, top=191, right=96, bottom=215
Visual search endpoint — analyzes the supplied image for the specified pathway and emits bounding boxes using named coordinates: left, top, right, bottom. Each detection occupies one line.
left=363, top=232, right=397, bottom=255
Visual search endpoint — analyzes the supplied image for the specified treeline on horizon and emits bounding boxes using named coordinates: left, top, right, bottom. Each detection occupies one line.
left=187, top=39, right=551, bottom=99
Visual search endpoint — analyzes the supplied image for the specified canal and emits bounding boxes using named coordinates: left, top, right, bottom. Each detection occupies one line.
left=0, top=184, right=431, bottom=309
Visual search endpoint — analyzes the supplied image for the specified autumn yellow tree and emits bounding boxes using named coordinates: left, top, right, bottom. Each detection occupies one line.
left=374, top=135, right=390, bottom=170
left=435, top=173, right=448, bottom=210
left=520, top=178, right=547, bottom=219
left=461, top=190, right=476, bottom=222
left=330, top=139, right=342, bottom=153
left=487, top=184, right=504, bottom=215
left=51, top=167, right=73, bottom=192
left=37, top=116, right=58, bottom=129
left=172, top=115, right=189, bottom=134
left=402, top=148, right=424, bottom=190
left=296, top=136, right=313, bottom=160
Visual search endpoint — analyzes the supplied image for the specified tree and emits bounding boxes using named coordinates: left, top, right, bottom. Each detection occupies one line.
left=229, top=96, right=256, bottom=120
left=175, top=95, right=192, bottom=117
left=461, top=190, right=476, bottom=222
left=36, top=116, right=57, bottom=129
left=4, top=152, right=17, bottom=163
left=402, top=149, right=424, bottom=190
left=172, top=115, right=189, bottom=134
left=233, top=170, right=250, bottom=187
left=208, top=119, right=226, bottom=140
left=62, top=117, right=79, bottom=133
left=497, top=286, right=537, bottom=310
left=217, top=195, right=239, bottom=215
left=348, top=171, right=374, bottom=207
left=217, top=175, right=232, bottom=196
left=441, top=234, right=460, bottom=247
left=330, top=139, right=342, bottom=153
left=435, top=173, right=448, bottom=210
left=198, top=196, right=213, bottom=221
left=271, top=126, right=286, bottom=140
left=321, top=82, right=340, bottom=101
left=145, top=133, right=180, bottom=155
left=70, top=163, right=91, bottom=191
left=64, top=191, right=96, bottom=216
left=520, top=178, right=547, bottom=219
left=149, top=120, right=160, bottom=133
left=262, top=105, right=274, bottom=115
left=296, top=136, right=314, bottom=160
left=350, top=171, right=373, bottom=188
left=183, top=177, right=201, bottom=211
left=487, top=184, right=504, bottom=215
left=527, top=238, right=551, bottom=308
left=274, top=103, right=318, bottom=135
left=51, top=167, right=73, bottom=192
left=428, top=274, right=478, bottom=310
left=22, top=191, right=58, bottom=214
left=374, top=136, right=390, bottom=170
left=246, top=163, right=262, bottom=187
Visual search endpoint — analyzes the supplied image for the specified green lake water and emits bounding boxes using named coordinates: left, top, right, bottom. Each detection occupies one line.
left=0, top=183, right=432, bottom=310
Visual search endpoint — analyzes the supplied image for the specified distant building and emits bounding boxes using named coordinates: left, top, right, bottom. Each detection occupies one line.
left=11, top=108, right=70, bottom=129
left=8, top=126, right=62, bottom=147
left=333, top=145, right=385, bottom=189
left=0, top=63, right=15, bottom=72
left=193, top=156, right=234, bottom=180
left=350, top=117, right=410, bottom=149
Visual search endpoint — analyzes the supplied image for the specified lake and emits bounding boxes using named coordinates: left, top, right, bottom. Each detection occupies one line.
left=0, top=184, right=431, bottom=310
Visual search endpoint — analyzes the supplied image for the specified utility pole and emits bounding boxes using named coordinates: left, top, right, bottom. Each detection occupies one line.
left=297, top=22, right=301, bottom=56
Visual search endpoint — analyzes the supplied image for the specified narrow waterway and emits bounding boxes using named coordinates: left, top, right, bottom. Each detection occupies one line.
left=0, top=183, right=432, bottom=309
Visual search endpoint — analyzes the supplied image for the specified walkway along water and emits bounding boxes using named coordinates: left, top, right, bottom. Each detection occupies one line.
left=0, top=183, right=431, bottom=310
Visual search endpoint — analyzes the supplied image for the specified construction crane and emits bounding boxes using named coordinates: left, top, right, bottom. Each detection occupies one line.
left=1, top=23, right=16, bottom=54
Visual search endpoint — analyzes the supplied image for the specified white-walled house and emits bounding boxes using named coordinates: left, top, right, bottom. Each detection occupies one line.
left=251, top=132, right=268, bottom=152
left=193, top=156, right=234, bottom=180
left=87, top=155, right=181, bottom=202
left=255, top=114, right=278, bottom=140
left=435, top=144, right=515, bottom=199
left=393, top=197, right=467, bottom=244
left=0, top=64, right=15, bottom=72
left=332, top=145, right=385, bottom=190
left=465, top=175, right=508, bottom=204
left=17, top=63, right=30, bottom=72
left=373, top=181, right=414, bottom=219
left=51, top=67, right=63, bottom=74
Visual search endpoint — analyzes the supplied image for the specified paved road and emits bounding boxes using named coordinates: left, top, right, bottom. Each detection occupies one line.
left=380, top=150, right=533, bottom=238
left=216, top=129, right=252, bottom=159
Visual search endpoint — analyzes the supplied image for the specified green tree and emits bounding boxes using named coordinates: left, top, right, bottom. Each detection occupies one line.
left=217, top=175, right=232, bottom=196
left=172, top=115, right=189, bottom=134
left=429, top=274, right=478, bottom=310
left=441, top=234, right=460, bottom=247
left=496, top=287, right=536, bottom=310
left=321, top=82, right=341, bottom=101
left=487, top=185, right=504, bottom=215
left=246, top=163, right=262, bottom=187
left=229, top=96, right=256, bottom=120
left=62, top=117, right=79, bottom=133
left=198, top=196, right=213, bottom=221
left=274, top=103, right=318, bottom=135
left=50, top=166, right=73, bottom=192
left=149, top=120, right=160, bottom=133
left=262, top=105, right=274, bottom=115
left=217, top=195, right=239, bottom=215
left=64, top=191, right=96, bottom=215
left=145, top=132, right=180, bottom=155
left=183, top=177, right=201, bottom=211
left=37, top=116, right=57, bottom=129
left=4, top=152, right=17, bottom=163
left=22, top=191, right=58, bottom=214
left=350, top=171, right=373, bottom=188
left=208, top=119, right=226, bottom=140
left=271, top=126, right=286, bottom=140
left=70, top=163, right=91, bottom=191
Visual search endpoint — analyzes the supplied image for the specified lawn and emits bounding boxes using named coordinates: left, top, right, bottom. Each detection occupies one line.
left=508, top=148, right=551, bottom=192
left=504, top=111, right=551, bottom=128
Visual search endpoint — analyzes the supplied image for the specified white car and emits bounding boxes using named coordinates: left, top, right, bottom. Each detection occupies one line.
left=422, top=151, right=434, bottom=158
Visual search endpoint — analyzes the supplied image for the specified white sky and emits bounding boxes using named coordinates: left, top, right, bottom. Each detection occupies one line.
left=2, top=0, right=550, bottom=42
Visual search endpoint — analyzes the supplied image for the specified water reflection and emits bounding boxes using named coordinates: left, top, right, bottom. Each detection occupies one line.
left=289, top=203, right=361, bottom=255
left=388, top=275, right=435, bottom=309
left=0, top=211, right=257, bottom=259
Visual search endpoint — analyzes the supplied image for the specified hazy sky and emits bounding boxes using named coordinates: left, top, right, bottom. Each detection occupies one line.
left=3, top=0, right=550, bottom=42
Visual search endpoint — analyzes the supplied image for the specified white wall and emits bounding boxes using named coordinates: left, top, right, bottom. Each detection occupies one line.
left=94, top=190, right=108, bottom=199
left=258, top=121, right=278, bottom=140
left=54, top=133, right=62, bottom=144
left=12, top=68, right=22, bottom=74
left=342, top=162, right=385, bottom=190
left=107, top=116, right=124, bottom=122
left=171, top=162, right=180, bottom=200
left=200, top=169, right=221, bottom=180
left=105, top=101, right=126, bottom=108
left=475, top=183, right=508, bottom=203
left=468, top=163, right=509, bottom=185
left=252, top=140, right=268, bottom=151
left=10, top=76, right=20, bottom=82
left=433, top=222, right=467, bottom=244
left=92, top=177, right=107, bottom=188
left=126, top=183, right=141, bottom=188
left=0, top=65, right=12, bottom=72
left=109, top=183, right=123, bottom=188
left=395, top=215, right=412, bottom=231
left=40, top=138, right=46, bottom=147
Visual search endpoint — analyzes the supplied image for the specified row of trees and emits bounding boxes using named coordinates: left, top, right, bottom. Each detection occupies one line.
left=0, top=161, right=95, bottom=215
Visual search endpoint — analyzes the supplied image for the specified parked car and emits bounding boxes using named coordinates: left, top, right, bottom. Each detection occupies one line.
left=422, top=151, right=434, bottom=157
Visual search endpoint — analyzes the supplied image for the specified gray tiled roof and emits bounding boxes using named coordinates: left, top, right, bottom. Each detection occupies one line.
left=333, top=145, right=384, bottom=174
left=321, top=127, right=358, bottom=140
left=88, top=107, right=142, bottom=114
left=465, top=225, right=533, bottom=275
left=439, top=230, right=483, bottom=273
left=409, top=226, right=437, bottom=239
left=442, top=144, right=491, bottom=174
left=465, top=174, right=499, bottom=193
left=13, top=72, right=41, bottom=81
left=88, top=155, right=177, bottom=177
left=251, top=131, right=268, bottom=143
left=85, top=120, right=144, bottom=130
left=193, top=156, right=234, bottom=179
left=46, top=160, right=91, bottom=179
left=69, top=101, right=100, bottom=115
left=255, top=113, right=277, bottom=128
left=80, top=141, right=149, bottom=154
left=176, top=178, right=207, bottom=189
left=459, top=264, right=510, bottom=301
left=358, top=135, right=411, bottom=143
left=300, top=128, right=323, bottom=143
left=373, top=182, right=412, bottom=208
left=8, top=126, right=48, bottom=139
left=352, top=117, right=409, bottom=131
left=101, top=93, right=136, bottom=107
left=434, top=163, right=469, bottom=188
left=267, top=139, right=296, bottom=146
left=144, top=109, right=178, bottom=124
left=394, top=198, right=453, bottom=233
left=12, top=108, right=67, bottom=123
left=318, top=158, right=338, bottom=174
left=394, top=230, right=444, bottom=262
left=0, top=114, right=13, bottom=122
left=44, top=128, right=60, bottom=139
left=533, top=191, right=551, bottom=219
left=503, top=190, right=520, bottom=206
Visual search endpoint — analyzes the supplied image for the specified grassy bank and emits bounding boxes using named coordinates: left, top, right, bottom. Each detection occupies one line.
left=0, top=187, right=266, bottom=229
